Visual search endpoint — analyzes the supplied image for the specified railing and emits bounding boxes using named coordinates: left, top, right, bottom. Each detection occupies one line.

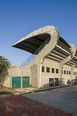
left=20, top=54, right=36, bottom=67
left=20, top=38, right=50, bottom=67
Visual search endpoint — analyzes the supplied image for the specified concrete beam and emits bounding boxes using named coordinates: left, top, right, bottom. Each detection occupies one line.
left=59, top=55, right=71, bottom=85
left=52, top=49, right=66, bottom=58
left=59, top=55, right=71, bottom=67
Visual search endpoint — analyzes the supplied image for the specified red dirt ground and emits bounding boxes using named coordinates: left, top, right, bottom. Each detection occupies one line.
left=0, top=95, right=73, bottom=116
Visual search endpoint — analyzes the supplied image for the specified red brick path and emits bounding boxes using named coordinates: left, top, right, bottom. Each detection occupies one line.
left=0, top=95, right=73, bottom=116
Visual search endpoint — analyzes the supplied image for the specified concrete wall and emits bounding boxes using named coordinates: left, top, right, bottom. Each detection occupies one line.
left=3, top=77, right=11, bottom=88
left=62, top=65, right=71, bottom=85
left=73, top=68, right=77, bottom=79
left=41, top=58, right=72, bottom=87
left=41, top=58, right=59, bottom=87
left=3, top=66, right=31, bottom=88
left=11, top=66, right=30, bottom=77
left=31, top=64, right=37, bottom=87
left=3, top=63, right=77, bottom=88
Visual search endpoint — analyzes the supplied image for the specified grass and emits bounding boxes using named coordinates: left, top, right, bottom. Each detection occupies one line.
left=0, top=86, right=18, bottom=94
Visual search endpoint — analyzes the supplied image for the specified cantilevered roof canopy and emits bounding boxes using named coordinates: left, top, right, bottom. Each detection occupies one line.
left=12, top=33, right=51, bottom=54
left=12, top=26, right=70, bottom=55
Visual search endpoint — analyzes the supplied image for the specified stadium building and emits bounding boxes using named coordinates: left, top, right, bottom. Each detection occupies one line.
left=3, top=25, right=77, bottom=88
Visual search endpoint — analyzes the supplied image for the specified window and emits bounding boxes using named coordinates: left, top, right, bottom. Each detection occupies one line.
left=56, top=69, right=59, bottom=73
left=67, top=71, right=68, bottom=74
left=42, top=66, right=44, bottom=72
left=46, top=67, right=50, bottom=73
left=52, top=68, right=54, bottom=73
left=64, top=70, right=66, bottom=74
left=69, top=71, right=71, bottom=75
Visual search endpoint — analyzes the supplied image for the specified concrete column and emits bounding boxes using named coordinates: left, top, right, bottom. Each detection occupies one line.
left=37, top=59, right=44, bottom=88
left=21, top=67, right=23, bottom=88
left=54, top=68, right=56, bottom=86
left=37, top=64, right=40, bottom=88
left=59, top=66, right=63, bottom=85
left=59, top=55, right=71, bottom=85
left=39, top=63, right=42, bottom=88
left=21, top=77, right=22, bottom=89
left=71, top=64, right=75, bottom=80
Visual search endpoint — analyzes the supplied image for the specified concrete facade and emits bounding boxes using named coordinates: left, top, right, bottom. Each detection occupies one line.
left=3, top=59, right=77, bottom=88
left=41, top=58, right=59, bottom=87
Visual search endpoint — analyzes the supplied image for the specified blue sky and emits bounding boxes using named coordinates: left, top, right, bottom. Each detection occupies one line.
left=0, top=0, right=77, bottom=66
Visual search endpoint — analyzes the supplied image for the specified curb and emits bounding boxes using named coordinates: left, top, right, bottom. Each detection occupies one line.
left=20, top=85, right=72, bottom=95
left=32, top=85, right=71, bottom=93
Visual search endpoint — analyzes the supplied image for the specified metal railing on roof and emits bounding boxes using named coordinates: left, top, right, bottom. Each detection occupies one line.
left=20, top=38, right=50, bottom=67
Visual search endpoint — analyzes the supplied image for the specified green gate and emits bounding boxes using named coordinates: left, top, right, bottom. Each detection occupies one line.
left=22, top=77, right=30, bottom=88
left=12, top=77, right=21, bottom=89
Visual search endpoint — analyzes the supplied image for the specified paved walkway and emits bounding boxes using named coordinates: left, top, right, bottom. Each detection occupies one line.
left=15, top=87, right=37, bottom=93
left=15, top=85, right=70, bottom=93
left=23, top=86, right=77, bottom=116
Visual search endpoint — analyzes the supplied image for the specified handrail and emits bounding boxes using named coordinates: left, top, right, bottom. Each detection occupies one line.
left=20, top=38, right=50, bottom=67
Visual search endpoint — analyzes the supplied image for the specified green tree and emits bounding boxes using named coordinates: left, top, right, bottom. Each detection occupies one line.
left=0, top=56, right=10, bottom=87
